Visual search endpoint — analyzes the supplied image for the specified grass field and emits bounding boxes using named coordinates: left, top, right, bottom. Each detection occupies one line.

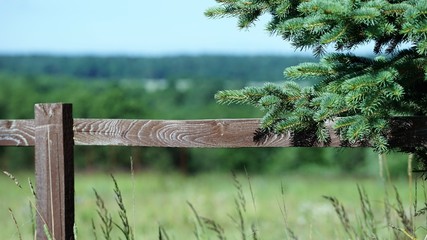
left=0, top=171, right=425, bottom=239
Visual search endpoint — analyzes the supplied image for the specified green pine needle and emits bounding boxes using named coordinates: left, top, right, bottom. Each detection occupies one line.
left=209, top=0, right=427, bottom=166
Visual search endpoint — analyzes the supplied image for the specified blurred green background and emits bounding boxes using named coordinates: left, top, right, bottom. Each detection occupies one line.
left=0, top=55, right=409, bottom=176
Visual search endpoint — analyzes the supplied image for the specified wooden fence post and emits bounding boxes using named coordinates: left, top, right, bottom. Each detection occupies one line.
left=35, top=103, right=74, bottom=240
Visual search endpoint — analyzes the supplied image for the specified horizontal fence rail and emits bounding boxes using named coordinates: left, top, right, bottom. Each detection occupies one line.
left=1, top=118, right=427, bottom=148
left=0, top=119, right=35, bottom=146
left=0, top=103, right=427, bottom=240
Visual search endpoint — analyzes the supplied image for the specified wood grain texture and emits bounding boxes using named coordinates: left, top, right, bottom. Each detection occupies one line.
left=1, top=117, right=426, bottom=148
left=74, top=118, right=288, bottom=147
left=35, top=103, right=74, bottom=240
left=0, top=120, right=35, bottom=146
left=73, top=119, right=348, bottom=147
left=73, top=117, right=427, bottom=148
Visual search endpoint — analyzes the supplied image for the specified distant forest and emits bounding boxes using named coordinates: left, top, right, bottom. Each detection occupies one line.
left=0, top=55, right=316, bottom=82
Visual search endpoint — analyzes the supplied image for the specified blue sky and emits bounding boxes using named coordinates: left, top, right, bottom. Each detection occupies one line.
left=0, top=0, right=300, bottom=56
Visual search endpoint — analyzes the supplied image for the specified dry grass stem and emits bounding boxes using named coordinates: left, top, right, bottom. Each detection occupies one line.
left=3, top=171, right=22, bottom=189
left=91, top=219, right=98, bottom=240
left=29, top=201, right=35, bottom=238
left=323, top=195, right=355, bottom=240
left=390, top=225, right=417, bottom=240
left=202, top=217, right=226, bottom=240
left=43, top=224, right=53, bottom=240
left=73, top=223, right=78, bottom=240
left=251, top=223, right=259, bottom=240
left=187, top=201, right=206, bottom=239
left=233, top=176, right=247, bottom=240
left=28, top=178, right=37, bottom=199
left=130, top=156, right=136, bottom=238
left=357, top=185, right=378, bottom=239
left=245, top=169, right=256, bottom=212
left=279, top=182, right=298, bottom=240
left=158, top=225, right=171, bottom=240
left=232, top=172, right=247, bottom=213
left=111, top=175, right=134, bottom=240
left=8, top=208, right=22, bottom=240
left=93, top=188, right=113, bottom=239
left=393, top=186, right=414, bottom=236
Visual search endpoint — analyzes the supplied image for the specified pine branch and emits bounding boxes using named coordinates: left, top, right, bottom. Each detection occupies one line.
left=208, top=0, right=427, bottom=166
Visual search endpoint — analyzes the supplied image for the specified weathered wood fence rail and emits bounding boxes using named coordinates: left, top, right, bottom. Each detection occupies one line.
left=0, top=103, right=426, bottom=240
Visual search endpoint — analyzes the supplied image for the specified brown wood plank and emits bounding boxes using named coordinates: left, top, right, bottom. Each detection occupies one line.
left=0, top=120, right=35, bottom=146
left=73, top=118, right=344, bottom=147
left=1, top=117, right=426, bottom=148
left=73, top=117, right=427, bottom=148
left=35, top=103, right=74, bottom=240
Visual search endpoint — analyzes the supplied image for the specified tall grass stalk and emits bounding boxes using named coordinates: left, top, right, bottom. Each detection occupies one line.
left=245, top=168, right=260, bottom=240
left=232, top=172, right=246, bottom=213
left=415, top=180, right=427, bottom=239
left=201, top=217, right=226, bottom=240
left=379, top=153, right=396, bottom=239
left=3, top=171, right=22, bottom=189
left=409, top=153, right=415, bottom=232
left=43, top=224, right=53, bottom=240
left=187, top=172, right=263, bottom=240
left=187, top=201, right=205, bottom=240
left=111, top=174, right=134, bottom=240
left=323, top=195, right=356, bottom=240
left=187, top=200, right=227, bottom=240
left=93, top=188, right=113, bottom=239
left=29, top=201, right=35, bottom=238
left=29, top=192, right=52, bottom=239
left=74, top=223, right=78, bottom=240
left=251, top=223, right=259, bottom=240
left=3, top=171, right=54, bottom=239
left=130, top=156, right=136, bottom=240
left=245, top=169, right=256, bottom=213
left=8, top=208, right=22, bottom=240
left=357, top=185, right=378, bottom=239
left=278, top=182, right=298, bottom=240
left=91, top=219, right=98, bottom=240
left=230, top=197, right=246, bottom=240
left=158, top=225, right=171, bottom=240
left=232, top=172, right=247, bottom=240
left=27, top=177, right=36, bottom=236
left=3, top=171, right=28, bottom=238
left=393, top=186, right=414, bottom=237
left=423, top=181, right=427, bottom=231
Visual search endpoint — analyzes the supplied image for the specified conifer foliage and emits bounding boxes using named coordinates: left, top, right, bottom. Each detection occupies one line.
left=206, top=0, right=427, bottom=168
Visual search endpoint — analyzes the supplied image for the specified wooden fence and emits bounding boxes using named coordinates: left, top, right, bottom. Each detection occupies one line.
left=0, top=103, right=426, bottom=240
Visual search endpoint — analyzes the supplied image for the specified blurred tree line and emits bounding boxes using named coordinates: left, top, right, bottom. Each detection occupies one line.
left=0, top=55, right=408, bottom=176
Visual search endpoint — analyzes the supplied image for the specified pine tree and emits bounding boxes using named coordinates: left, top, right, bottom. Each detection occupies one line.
left=206, top=0, right=427, bottom=170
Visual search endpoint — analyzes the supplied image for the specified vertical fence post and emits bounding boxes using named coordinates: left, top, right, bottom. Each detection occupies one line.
left=35, top=103, right=74, bottom=240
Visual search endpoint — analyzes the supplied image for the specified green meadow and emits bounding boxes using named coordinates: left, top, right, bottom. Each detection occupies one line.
left=0, top=171, right=425, bottom=239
